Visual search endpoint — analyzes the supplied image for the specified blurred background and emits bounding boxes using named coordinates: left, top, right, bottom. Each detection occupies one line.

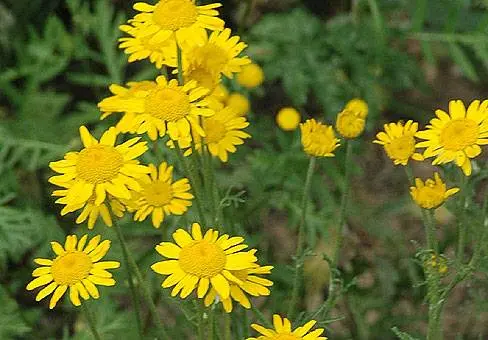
left=1, top=0, right=488, bottom=339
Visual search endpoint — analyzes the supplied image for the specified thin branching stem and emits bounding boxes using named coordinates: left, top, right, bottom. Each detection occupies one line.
left=288, top=156, right=316, bottom=318
left=81, top=303, right=102, bottom=340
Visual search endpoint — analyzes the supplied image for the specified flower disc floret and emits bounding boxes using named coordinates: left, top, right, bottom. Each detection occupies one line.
left=276, top=107, right=301, bottom=131
left=237, top=63, right=264, bottom=89
left=26, top=234, right=120, bottom=309
left=335, top=109, right=365, bottom=139
left=416, top=99, right=488, bottom=176
left=247, top=315, right=327, bottom=340
left=373, top=120, right=424, bottom=166
left=300, top=119, right=340, bottom=157
left=410, top=172, right=459, bottom=209
left=151, top=223, right=257, bottom=300
left=49, top=126, right=149, bottom=208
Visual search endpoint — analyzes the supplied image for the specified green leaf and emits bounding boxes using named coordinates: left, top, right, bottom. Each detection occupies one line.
left=391, top=327, right=421, bottom=340
left=448, top=42, right=479, bottom=82
left=0, top=285, right=31, bottom=339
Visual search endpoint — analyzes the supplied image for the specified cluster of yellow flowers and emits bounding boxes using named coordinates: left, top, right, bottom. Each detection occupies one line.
left=26, top=1, right=326, bottom=338
left=374, top=99, right=488, bottom=209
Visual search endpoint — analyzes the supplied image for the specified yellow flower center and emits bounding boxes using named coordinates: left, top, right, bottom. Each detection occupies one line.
left=413, top=183, right=445, bottom=209
left=77, top=145, right=124, bottom=184
left=145, top=87, right=190, bottom=122
left=179, top=240, right=226, bottom=278
left=385, top=135, right=415, bottom=160
left=274, top=334, right=300, bottom=340
left=186, top=65, right=217, bottom=90
left=51, top=251, right=92, bottom=285
left=336, top=110, right=365, bottom=138
left=142, top=181, right=173, bottom=207
left=203, top=118, right=227, bottom=143
left=194, top=44, right=228, bottom=72
left=152, top=0, right=198, bottom=31
left=440, top=118, right=479, bottom=151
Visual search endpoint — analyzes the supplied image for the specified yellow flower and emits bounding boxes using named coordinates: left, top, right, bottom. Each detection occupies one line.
left=26, top=235, right=120, bottom=309
left=345, top=98, right=368, bottom=118
left=416, top=99, right=488, bottom=176
left=373, top=120, right=424, bottom=165
left=300, top=119, right=340, bottom=157
left=53, top=189, right=125, bottom=229
left=49, top=126, right=149, bottom=208
left=227, top=92, right=250, bottom=116
left=182, top=28, right=250, bottom=90
left=131, top=162, right=193, bottom=228
left=118, top=24, right=178, bottom=68
left=212, top=84, right=229, bottom=103
left=335, top=109, right=365, bottom=139
left=276, top=107, right=301, bottom=131
left=204, top=251, right=273, bottom=313
left=237, top=63, right=264, bottom=89
left=425, top=254, right=448, bottom=275
left=151, top=223, right=257, bottom=300
left=98, top=76, right=214, bottom=141
left=410, top=172, right=459, bottom=209
left=127, top=0, right=224, bottom=46
left=247, top=315, right=327, bottom=340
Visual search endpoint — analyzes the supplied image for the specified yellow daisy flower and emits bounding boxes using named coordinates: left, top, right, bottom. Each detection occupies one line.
left=345, top=98, right=368, bottom=118
left=416, top=99, right=488, bottom=176
left=98, top=76, right=214, bottom=141
left=204, top=251, right=273, bottom=313
left=53, top=188, right=125, bottom=229
left=373, top=120, right=424, bottom=166
left=151, top=223, right=257, bottom=300
left=237, top=63, right=264, bottom=89
left=26, top=234, right=120, bottom=309
left=276, top=107, right=301, bottom=131
left=410, top=172, right=460, bottom=209
left=129, top=0, right=224, bottom=46
left=335, top=109, right=366, bottom=139
left=212, top=83, right=229, bottom=103
left=49, top=126, right=149, bottom=208
left=131, top=162, right=193, bottom=228
left=118, top=24, right=177, bottom=68
left=226, top=92, right=250, bottom=117
left=300, top=119, right=340, bottom=157
left=247, top=315, right=327, bottom=340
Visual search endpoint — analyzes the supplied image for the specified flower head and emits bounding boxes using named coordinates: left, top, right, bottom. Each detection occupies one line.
left=335, top=109, right=365, bottom=139
left=276, top=107, right=301, bottom=131
left=247, top=315, right=327, bottom=340
left=118, top=24, right=178, bottom=68
left=127, top=0, right=224, bottom=46
left=151, top=223, right=257, bottom=300
left=345, top=98, right=368, bottom=118
left=26, top=235, right=120, bottom=309
left=212, top=84, right=229, bottom=103
left=49, top=126, right=149, bottom=208
left=98, top=76, right=214, bottom=141
left=373, top=120, right=424, bottom=165
left=300, top=119, right=340, bottom=157
left=237, top=63, right=264, bottom=89
left=131, top=162, right=193, bottom=228
left=410, top=172, right=459, bottom=209
left=416, top=99, right=488, bottom=176
left=227, top=92, right=250, bottom=116
left=204, top=251, right=273, bottom=313
left=181, top=28, right=250, bottom=90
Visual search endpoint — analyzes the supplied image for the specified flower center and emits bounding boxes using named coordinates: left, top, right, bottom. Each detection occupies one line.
left=194, top=44, right=228, bottom=72
left=186, top=65, right=217, bottom=90
left=440, top=118, right=479, bottom=150
left=203, top=118, right=227, bottom=143
left=385, top=135, right=415, bottom=160
left=51, top=251, right=92, bottom=285
left=142, top=180, right=173, bottom=207
left=274, top=334, right=300, bottom=340
left=178, top=240, right=226, bottom=278
left=417, top=186, right=444, bottom=208
left=152, top=0, right=198, bottom=31
left=145, top=87, right=191, bottom=122
left=76, top=145, right=124, bottom=184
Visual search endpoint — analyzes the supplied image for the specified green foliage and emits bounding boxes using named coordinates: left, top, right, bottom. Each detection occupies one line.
left=0, top=285, right=31, bottom=339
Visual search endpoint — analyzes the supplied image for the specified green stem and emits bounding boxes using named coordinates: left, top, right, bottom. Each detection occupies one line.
left=177, top=44, right=184, bottom=85
left=195, top=301, right=205, bottom=340
left=456, top=172, right=467, bottom=264
left=250, top=304, right=273, bottom=328
left=81, top=303, right=102, bottom=340
left=208, top=306, right=214, bottom=340
left=223, top=313, right=231, bottom=340
left=287, top=156, right=316, bottom=318
left=423, top=209, right=438, bottom=253
left=113, top=221, right=169, bottom=340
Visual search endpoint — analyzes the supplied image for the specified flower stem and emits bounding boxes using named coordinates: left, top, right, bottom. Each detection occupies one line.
left=177, top=44, right=184, bottom=85
left=113, top=221, right=169, bottom=340
left=287, top=156, right=316, bottom=318
left=207, top=306, right=214, bottom=340
left=223, top=312, right=232, bottom=340
left=456, top=171, right=467, bottom=264
left=81, top=303, right=102, bottom=340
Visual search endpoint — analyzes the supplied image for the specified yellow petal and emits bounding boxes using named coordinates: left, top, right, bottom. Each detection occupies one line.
left=49, top=285, right=68, bottom=309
